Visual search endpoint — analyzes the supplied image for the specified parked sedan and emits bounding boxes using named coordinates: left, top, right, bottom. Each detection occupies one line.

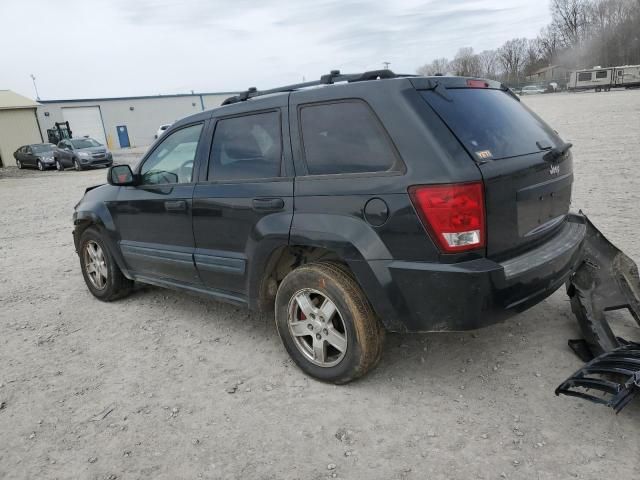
left=14, top=143, right=57, bottom=170
left=54, top=137, right=113, bottom=171
left=520, top=85, right=546, bottom=95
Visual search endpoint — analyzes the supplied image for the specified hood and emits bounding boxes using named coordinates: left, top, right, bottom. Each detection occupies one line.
left=78, top=146, right=108, bottom=154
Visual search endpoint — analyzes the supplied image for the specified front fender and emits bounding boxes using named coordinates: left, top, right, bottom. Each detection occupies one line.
left=73, top=203, right=131, bottom=279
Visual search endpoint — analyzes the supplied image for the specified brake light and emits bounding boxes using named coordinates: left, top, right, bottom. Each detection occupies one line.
left=409, top=182, right=485, bottom=253
left=466, top=79, right=488, bottom=88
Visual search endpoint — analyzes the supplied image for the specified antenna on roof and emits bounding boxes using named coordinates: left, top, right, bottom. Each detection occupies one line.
left=30, top=74, right=40, bottom=100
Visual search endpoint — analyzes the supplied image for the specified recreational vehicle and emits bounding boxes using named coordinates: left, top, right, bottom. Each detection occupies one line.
left=568, top=65, right=640, bottom=91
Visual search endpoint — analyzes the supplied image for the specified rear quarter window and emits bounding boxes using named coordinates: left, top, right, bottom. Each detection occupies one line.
left=299, top=100, right=398, bottom=175
left=420, top=88, right=560, bottom=161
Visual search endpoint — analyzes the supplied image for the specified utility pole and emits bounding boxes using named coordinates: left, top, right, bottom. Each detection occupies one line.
left=30, top=74, right=40, bottom=100
left=383, top=62, right=390, bottom=70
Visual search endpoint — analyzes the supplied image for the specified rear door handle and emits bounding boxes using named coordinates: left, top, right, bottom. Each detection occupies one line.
left=252, top=198, right=285, bottom=211
left=165, top=200, right=187, bottom=211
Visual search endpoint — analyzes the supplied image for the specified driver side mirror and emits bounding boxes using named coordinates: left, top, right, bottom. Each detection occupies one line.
left=108, top=164, right=138, bottom=186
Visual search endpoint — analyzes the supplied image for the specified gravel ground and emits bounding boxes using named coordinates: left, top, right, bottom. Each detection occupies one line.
left=1, top=91, right=639, bottom=480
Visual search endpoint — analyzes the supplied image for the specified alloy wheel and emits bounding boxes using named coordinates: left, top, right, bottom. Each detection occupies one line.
left=74, top=160, right=81, bottom=171
left=287, top=288, right=348, bottom=367
left=84, top=240, right=108, bottom=290
left=37, top=160, right=43, bottom=171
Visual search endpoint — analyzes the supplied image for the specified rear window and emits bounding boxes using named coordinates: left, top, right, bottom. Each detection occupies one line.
left=300, top=101, right=397, bottom=175
left=420, top=88, right=559, bottom=161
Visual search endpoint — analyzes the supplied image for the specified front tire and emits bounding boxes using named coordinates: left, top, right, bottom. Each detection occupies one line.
left=37, top=160, right=44, bottom=171
left=16, top=159, right=22, bottom=169
left=79, top=228, right=133, bottom=301
left=55, top=159, right=63, bottom=171
left=73, top=159, right=82, bottom=171
left=275, top=262, right=385, bottom=384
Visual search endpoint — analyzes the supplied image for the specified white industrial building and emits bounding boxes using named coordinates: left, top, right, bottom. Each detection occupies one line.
left=36, top=91, right=236, bottom=149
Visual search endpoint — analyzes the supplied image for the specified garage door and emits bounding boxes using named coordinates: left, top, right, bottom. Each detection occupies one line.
left=62, top=106, right=107, bottom=145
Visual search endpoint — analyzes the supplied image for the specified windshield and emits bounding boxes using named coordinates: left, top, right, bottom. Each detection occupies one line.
left=420, top=88, right=560, bottom=161
left=71, top=138, right=101, bottom=149
left=31, top=144, right=55, bottom=153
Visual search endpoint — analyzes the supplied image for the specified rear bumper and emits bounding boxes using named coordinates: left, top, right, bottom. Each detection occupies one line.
left=358, top=213, right=587, bottom=332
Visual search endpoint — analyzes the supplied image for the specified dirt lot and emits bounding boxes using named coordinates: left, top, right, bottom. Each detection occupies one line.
left=1, top=91, right=639, bottom=480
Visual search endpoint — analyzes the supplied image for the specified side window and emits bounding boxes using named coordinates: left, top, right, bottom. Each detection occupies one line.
left=140, top=123, right=203, bottom=185
left=578, top=72, right=592, bottom=82
left=596, top=70, right=608, bottom=79
left=208, top=111, right=282, bottom=181
left=299, top=101, right=397, bottom=175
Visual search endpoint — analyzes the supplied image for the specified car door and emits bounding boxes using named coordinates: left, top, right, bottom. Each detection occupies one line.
left=24, top=146, right=36, bottom=166
left=57, top=141, right=72, bottom=166
left=109, top=121, right=207, bottom=286
left=192, top=98, right=294, bottom=300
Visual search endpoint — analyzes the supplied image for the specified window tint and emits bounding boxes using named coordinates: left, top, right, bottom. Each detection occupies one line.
left=300, top=101, right=396, bottom=175
left=208, top=111, right=282, bottom=181
left=578, top=72, right=592, bottom=81
left=421, top=88, right=560, bottom=161
left=596, top=70, right=608, bottom=78
left=140, top=123, right=203, bottom=185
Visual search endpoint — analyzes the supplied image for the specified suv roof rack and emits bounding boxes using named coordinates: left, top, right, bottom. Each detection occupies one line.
left=222, top=69, right=415, bottom=105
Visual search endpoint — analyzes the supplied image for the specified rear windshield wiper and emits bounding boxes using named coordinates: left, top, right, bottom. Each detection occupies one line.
left=500, top=83, right=520, bottom=102
left=541, top=142, right=573, bottom=163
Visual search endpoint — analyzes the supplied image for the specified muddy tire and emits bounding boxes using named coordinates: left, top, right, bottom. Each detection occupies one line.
left=275, top=262, right=385, bottom=383
left=79, top=227, right=133, bottom=301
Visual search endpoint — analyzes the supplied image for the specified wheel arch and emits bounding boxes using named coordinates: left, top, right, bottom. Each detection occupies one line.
left=74, top=208, right=132, bottom=279
left=251, top=240, right=405, bottom=332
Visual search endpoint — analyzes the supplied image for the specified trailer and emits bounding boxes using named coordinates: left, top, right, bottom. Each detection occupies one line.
left=568, top=67, right=614, bottom=91
left=613, top=65, right=640, bottom=89
left=569, top=64, right=640, bottom=91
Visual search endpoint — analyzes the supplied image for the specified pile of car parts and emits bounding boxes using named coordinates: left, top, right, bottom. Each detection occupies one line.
left=558, top=214, right=640, bottom=412
left=556, top=340, right=640, bottom=413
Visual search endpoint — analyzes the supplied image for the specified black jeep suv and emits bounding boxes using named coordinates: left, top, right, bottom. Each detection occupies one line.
left=72, top=70, right=585, bottom=383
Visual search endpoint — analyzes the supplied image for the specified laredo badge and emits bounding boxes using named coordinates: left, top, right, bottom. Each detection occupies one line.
left=475, top=150, right=493, bottom=160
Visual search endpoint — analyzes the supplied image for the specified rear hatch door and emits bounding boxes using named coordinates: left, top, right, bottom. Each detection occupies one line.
left=417, top=80, right=573, bottom=258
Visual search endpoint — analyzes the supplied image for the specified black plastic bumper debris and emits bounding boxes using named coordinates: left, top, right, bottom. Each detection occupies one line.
left=556, top=340, right=640, bottom=413
left=566, top=213, right=640, bottom=355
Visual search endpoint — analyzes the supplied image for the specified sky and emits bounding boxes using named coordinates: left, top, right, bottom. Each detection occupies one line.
left=2, top=0, right=551, bottom=100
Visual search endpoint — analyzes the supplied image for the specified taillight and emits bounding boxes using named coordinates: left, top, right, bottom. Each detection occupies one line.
left=409, top=182, right=485, bottom=253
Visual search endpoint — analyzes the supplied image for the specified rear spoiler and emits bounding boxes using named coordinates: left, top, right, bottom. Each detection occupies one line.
left=409, top=77, right=520, bottom=101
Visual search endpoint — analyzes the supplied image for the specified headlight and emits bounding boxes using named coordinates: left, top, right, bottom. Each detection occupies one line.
left=78, top=152, right=90, bottom=158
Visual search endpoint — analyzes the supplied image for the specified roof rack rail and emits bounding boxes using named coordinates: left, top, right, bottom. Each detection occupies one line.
left=222, top=69, right=415, bottom=105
